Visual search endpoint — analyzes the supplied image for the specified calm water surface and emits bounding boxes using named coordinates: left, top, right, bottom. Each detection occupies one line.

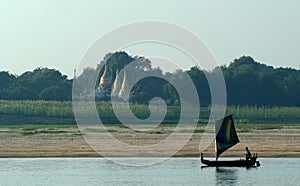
left=0, top=158, right=299, bottom=186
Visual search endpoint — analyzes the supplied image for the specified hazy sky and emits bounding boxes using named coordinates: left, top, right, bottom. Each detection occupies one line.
left=1, top=0, right=299, bottom=78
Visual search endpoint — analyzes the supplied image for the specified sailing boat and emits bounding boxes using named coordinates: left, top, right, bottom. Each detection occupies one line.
left=201, top=115, right=260, bottom=167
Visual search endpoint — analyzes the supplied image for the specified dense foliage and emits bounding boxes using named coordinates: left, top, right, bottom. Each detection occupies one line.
left=222, top=56, right=300, bottom=106
left=75, top=52, right=300, bottom=106
left=158, top=56, right=300, bottom=106
left=0, top=68, right=72, bottom=101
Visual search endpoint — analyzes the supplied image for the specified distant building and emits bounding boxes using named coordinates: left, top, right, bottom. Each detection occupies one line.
left=95, top=64, right=129, bottom=101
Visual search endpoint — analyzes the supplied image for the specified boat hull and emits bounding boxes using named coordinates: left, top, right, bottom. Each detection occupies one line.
left=201, top=153, right=259, bottom=168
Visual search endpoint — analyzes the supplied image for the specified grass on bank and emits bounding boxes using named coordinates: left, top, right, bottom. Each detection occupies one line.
left=0, top=124, right=77, bottom=129
left=0, top=123, right=299, bottom=137
left=1, top=100, right=300, bottom=124
left=1, top=123, right=299, bottom=129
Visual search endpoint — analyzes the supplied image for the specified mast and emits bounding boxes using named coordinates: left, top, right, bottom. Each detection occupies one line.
left=215, top=140, right=218, bottom=161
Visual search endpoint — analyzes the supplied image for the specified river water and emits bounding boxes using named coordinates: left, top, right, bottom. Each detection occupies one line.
left=0, top=158, right=298, bottom=186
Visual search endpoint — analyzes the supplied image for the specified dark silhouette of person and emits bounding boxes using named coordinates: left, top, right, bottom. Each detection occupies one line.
left=246, top=147, right=252, bottom=160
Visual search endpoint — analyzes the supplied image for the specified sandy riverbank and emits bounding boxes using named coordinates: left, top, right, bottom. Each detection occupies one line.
left=0, top=125, right=299, bottom=158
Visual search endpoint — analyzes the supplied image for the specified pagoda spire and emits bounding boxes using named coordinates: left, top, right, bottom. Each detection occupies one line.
left=119, top=70, right=128, bottom=100
left=112, top=70, right=121, bottom=96
left=98, top=64, right=107, bottom=88
left=74, top=68, right=77, bottom=80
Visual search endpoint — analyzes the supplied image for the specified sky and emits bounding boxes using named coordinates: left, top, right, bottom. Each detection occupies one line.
left=0, top=0, right=299, bottom=78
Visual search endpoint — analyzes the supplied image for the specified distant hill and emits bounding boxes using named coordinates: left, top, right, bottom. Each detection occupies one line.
left=1, top=52, right=299, bottom=106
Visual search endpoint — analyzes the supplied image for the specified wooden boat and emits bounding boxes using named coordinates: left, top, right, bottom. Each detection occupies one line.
left=201, top=115, right=260, bottom=168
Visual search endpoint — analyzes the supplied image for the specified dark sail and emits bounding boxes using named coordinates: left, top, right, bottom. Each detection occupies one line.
left=215, top=115, right=240, bottom=160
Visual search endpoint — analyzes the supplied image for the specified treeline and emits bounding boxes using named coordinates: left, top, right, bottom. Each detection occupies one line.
left=0, top=68, right=72, bottom=101
left=1, top=52, right=300, bottom=106
left=163, top=56, right=300, bottom=106
left=75, top=52, right=300, bottom=106
left=222, top=57, right=300, bottom=106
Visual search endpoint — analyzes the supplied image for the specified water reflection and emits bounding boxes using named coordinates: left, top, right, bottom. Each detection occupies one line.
left=215, top=167, right=238, bottom=186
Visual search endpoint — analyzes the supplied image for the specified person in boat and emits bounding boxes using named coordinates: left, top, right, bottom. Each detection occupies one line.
left=245, top=147, right=252, bottom=160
